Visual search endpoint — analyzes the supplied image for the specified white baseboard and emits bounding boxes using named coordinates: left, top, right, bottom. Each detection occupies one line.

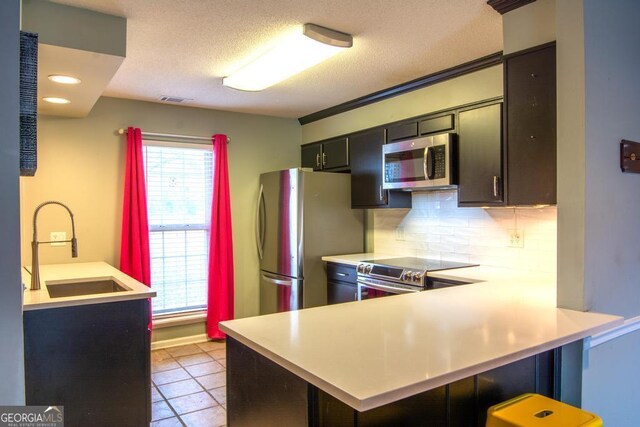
left=151, top=333, right=209, bottom=350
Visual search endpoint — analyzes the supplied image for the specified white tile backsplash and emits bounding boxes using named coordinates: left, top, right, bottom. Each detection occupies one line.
left=373, top=190, right=557, bottom=273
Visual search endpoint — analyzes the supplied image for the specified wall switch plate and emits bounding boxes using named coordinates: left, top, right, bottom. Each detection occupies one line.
left=508, top=229, right=524, bottom=248
left=50, top=231, right=67, bottom=246
left=396, top=227, right=405, bottom=241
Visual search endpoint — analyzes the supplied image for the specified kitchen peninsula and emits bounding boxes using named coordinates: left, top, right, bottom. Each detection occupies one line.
left=220, top=259, right=621, bottom=426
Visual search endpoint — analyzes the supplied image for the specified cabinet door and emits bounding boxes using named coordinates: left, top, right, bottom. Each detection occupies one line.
left=387, top=121, right=418, bottom=142
left=350, top=129, right=387, bottom=208
left=506, top=44, right=556, bottom=205
left=301, top=144, right=322, bottom=171
left=458, top=103, right=503, bottom=206
left=350, top=129, right=412, bottom=209
left=419, top=114, right=454, bottom=136
left=327, top=281, right=358, bottom=304
left=322, top=137, right=349, bottom=170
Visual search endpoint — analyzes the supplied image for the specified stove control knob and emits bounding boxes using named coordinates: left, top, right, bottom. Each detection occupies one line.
left=413, top=273, right=423, bottom=282
left=404, top=271, right=414, bottom=281
left=357, top=264, right=364, bottom=273
left=364, top=265, right=372, bottom=274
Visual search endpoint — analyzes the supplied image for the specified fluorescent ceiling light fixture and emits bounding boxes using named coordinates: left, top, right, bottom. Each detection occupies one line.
left=48, top=74, right=81, bottom=85
left=43, top=97, right=71, bottom=104
left=223, top=23, right=353, bottom=91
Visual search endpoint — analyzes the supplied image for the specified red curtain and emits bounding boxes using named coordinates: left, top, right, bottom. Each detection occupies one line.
left=207, top=134, right=235, bottom=339
left=120, top=127, right=152, bottom=324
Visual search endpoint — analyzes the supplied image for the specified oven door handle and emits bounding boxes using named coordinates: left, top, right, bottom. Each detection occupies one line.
left=357, top=280, right=420, bottom=295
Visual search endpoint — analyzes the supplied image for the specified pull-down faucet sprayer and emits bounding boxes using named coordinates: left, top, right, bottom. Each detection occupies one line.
left=31, top=201, right=78, bottom=291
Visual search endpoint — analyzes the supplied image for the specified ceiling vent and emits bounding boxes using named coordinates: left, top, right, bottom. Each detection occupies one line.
left=159, top=95, right=191, bottom=103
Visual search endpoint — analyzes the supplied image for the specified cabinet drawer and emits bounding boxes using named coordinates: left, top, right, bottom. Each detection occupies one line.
left=387, top=122, right=418, bottom=142
left=419, top=114, right=454, bottom=135
left=326, top=262, right=357, bottom=284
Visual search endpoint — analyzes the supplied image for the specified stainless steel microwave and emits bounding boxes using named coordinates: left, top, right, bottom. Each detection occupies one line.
left=382, top=133, right=456, bottom=191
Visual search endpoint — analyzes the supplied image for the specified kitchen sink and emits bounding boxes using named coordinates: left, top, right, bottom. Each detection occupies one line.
left=46, top=279, right=130, bottom=298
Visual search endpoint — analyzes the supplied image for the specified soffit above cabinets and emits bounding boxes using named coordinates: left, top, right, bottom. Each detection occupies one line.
left=22, top=0, right=126, bottom=118
left=45, top=0, right=502, bottom=119
left=37, top=45, right=124, bottom=117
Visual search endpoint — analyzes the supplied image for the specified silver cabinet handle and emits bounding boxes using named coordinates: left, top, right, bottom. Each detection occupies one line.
left=379, top=185, right=384, bottom=201
left=255, top=184, right=264, bottom=259
left=493, top=176, right=499, bottom=198
left=262, top=273, right=293, bottom=286
left=322, top=152, right=327, bottom=166
left=316, top=153, right=320, bottom=167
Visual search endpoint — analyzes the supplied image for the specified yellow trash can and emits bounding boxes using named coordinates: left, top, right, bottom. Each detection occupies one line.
left=486, top=393, right=602, bottom=427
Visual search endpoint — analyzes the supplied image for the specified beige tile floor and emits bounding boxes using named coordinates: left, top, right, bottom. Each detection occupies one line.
left=151, top=341, right=227, bottom=427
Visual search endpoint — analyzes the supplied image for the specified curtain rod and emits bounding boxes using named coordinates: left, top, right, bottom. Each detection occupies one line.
left=117, top=128, right=230, bottom=143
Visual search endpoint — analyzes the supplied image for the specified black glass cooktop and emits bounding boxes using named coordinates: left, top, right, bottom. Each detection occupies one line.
left=361, top=257, right=478, bottom=272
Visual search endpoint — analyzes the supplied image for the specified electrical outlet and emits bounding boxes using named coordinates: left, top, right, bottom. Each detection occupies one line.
left=50, top=231, right=67, bottom=247
left=396, top=227, right=405, bottom=241
left=508, top=229, right=524, bottom=248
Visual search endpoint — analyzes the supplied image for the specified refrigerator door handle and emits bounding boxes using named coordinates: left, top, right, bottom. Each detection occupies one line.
left=255, top=184, right=265, bottom=259
left=261, top=272, right=294, bottom=286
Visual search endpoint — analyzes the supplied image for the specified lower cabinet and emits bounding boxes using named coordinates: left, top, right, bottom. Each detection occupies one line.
left=328, top=281, right=358, bottom=304
left=24, top=299, right=151, bottom=426
left=327, top=262, right=358, bottom=304
left=227, top=337, right=565, bottom=427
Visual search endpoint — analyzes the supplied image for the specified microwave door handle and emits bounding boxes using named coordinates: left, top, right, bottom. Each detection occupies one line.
left=425, top=146, right=436, bottom=179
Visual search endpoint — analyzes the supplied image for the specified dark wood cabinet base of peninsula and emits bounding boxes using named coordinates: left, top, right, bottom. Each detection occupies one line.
left=24, top=299, right=151, bottom=427
left=227, top=337, right=575, bottom=427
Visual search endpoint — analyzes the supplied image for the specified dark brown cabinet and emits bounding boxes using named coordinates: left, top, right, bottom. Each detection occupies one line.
left=24, top=299, right=151, bottom=426
left=301, top=144, right=322, bottom=171
left=327, top=262, right=358, bottom=304
left=386, top=113, right=455, bottom=143
left=419, top=114, right=454, bottom=136
left=458, top=102, right=504, bottom=206
left=387, top=121, right=418, bottom=142
left=301, top=137, right=349, bottom=171
left=349, top=129, right=411, bottom=209
left=505, top=43, right=556, bottom=205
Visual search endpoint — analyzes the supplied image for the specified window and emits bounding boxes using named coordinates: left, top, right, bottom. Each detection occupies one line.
left=143, top=142, right=213, bottom=315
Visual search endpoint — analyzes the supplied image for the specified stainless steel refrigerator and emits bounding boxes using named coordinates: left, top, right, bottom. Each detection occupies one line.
left=256, top=168, right=363, bottom=314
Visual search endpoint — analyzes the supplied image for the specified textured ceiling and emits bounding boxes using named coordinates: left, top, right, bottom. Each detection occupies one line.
left=49, top=0, right=502, bottom=119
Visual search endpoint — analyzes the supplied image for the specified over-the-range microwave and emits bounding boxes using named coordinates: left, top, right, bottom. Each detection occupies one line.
left=382, top=133, right=457, bottom=191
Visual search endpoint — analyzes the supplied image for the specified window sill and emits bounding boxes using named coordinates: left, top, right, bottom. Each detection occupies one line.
left=153, top=311, right=207, bottom=329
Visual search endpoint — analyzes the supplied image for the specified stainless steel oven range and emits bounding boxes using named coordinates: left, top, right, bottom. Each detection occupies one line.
left=356, top=257, right=478, bottom=300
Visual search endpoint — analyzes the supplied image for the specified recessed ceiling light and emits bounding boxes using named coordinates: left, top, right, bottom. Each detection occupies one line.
left=43, top=97, right=71, bottom=104
left=223, top=23, right=353, bottom=91
left=48, top=74, right=81, bottom=85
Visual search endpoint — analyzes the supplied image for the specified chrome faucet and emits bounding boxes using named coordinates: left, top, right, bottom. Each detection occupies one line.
left=31, top=201, right=78, bottom=290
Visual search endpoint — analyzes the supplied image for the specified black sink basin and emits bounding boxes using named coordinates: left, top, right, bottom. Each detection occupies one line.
left=46, top=279, right=130, bottom=298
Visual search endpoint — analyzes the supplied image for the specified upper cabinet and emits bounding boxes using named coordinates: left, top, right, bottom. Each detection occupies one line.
left=301, top=137, right=349, bottom=171
left=458, top=102, right=504, bottom=206
left=350, top=129, right=411, bottom=209
left=504, top=43, right=557, bottom=205
left=300, top=43, right=556, bottom=209
left=386, top=113, right=455, bottom=143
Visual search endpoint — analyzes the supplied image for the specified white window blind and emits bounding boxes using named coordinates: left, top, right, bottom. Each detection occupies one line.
left=143, top=142, right=213, bottom=315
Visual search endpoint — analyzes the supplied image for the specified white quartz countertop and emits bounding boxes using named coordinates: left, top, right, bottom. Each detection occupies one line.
left=221, top=255, right=622, bottom=412
left=321, top=253, right=402, bottom=266
left=23, top=262, right=156, bottom=311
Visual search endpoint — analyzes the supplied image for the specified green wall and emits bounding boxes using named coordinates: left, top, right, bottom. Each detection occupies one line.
left=301, top=65, right=503, bottom=144
left=20, top=97, right=301, bottom=342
